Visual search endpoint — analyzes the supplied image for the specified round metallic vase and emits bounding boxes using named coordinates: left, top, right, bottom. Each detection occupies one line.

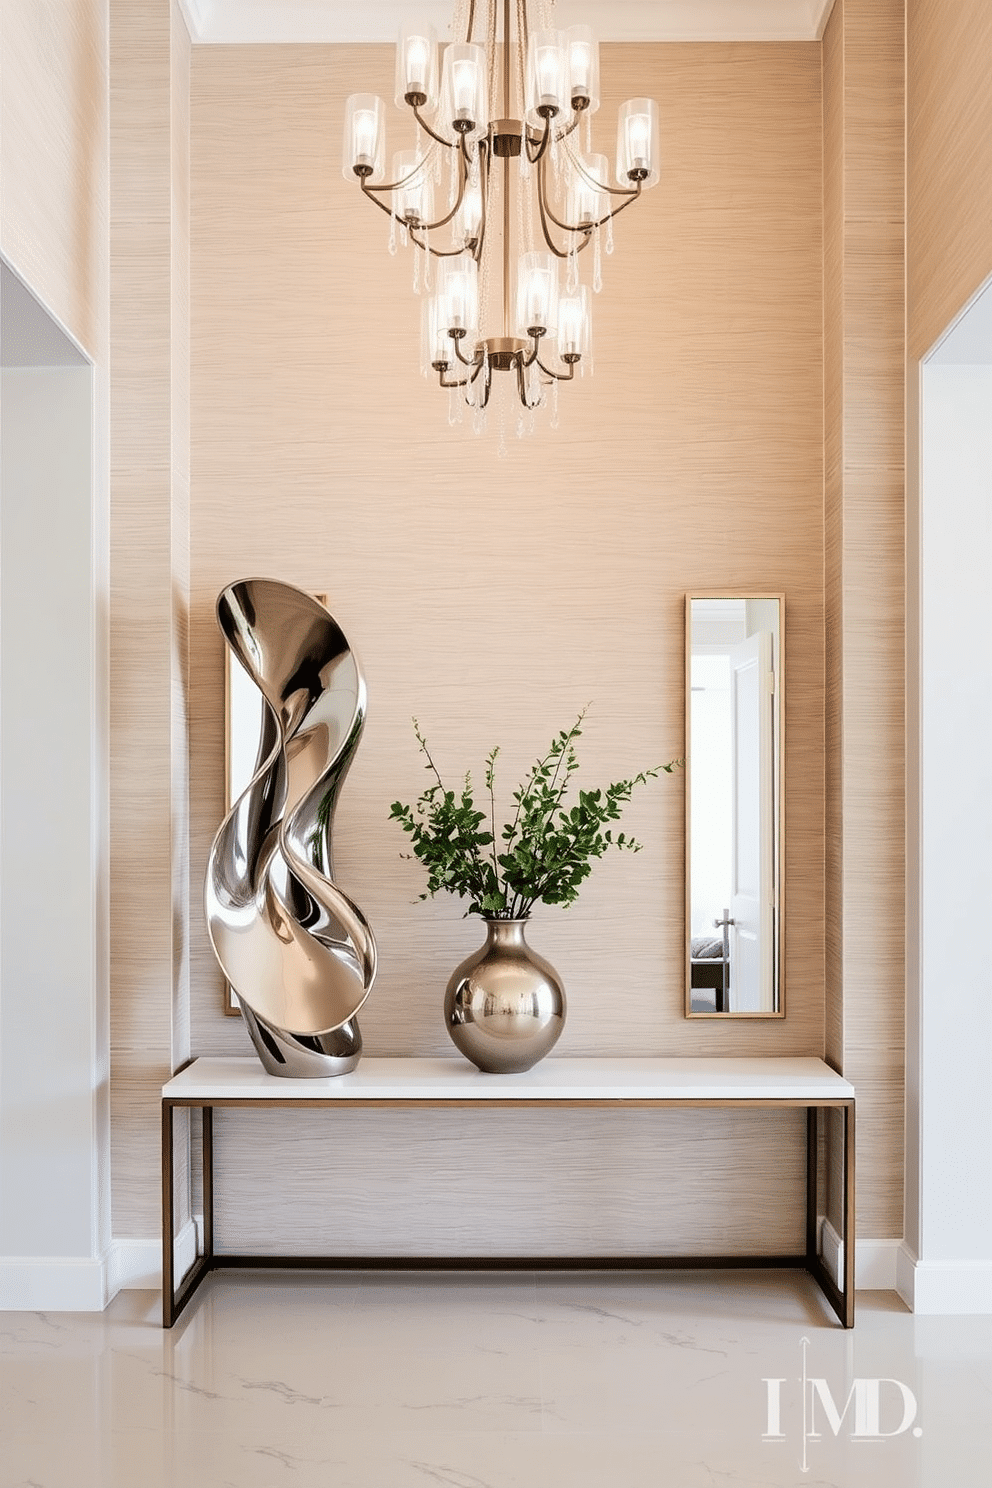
left=444, top=918, right=566, bottom=1074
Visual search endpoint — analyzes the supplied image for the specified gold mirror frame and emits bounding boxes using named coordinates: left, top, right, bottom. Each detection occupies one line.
left=685, top=593, right=785, bottom=1019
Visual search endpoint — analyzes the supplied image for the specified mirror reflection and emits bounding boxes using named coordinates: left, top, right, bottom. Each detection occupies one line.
left=686, top=596, right=783, bottom=1016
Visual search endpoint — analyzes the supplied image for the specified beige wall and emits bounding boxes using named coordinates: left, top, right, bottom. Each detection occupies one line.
left=907, top=0, right=992, bottom=360
left=0, top=0, right=108, bottom=355
left=188, top=42, right=826, bottom=1251
left=109, top=0, right=191, bottom=1236
left=0, top=6, right=920, bottom=1264
left=822, top=0, right=905, bottom=1241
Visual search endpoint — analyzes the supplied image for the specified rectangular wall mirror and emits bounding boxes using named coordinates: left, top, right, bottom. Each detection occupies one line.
left=686, top=594, right=784, bottom=1017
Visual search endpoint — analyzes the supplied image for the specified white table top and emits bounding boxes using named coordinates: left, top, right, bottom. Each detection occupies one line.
left=163, top=1056, right=854, bottom=1103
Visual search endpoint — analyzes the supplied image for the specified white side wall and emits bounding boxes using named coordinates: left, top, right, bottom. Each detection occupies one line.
left=0, top=343, right=110, bottom=1309
left=903, top=341, right=992, bottom=1312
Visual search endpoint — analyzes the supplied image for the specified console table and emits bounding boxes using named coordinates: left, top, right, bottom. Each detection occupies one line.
left=162, top=1055, right=855, bottom=1329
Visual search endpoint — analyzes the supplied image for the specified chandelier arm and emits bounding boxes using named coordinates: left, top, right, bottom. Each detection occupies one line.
left=565, top=148, right=643, bottom=201
left=534, top=159, right=585, bottom=260
left=452, top=338, right=481, bottom=367
left=539, top=194, right=640, bottom=238
left=418, top=146, right=470, bottom=233
left=514, top=357, right=543, bottom=409
left=526, top=115, right=553, bottom=166
left=360, top=179, right=403, bottom=221
left=408, top=231, right=478, bottom=259
left=412, top=104, right=460, bottom=150
left=439, top=367, right=472, bottom=389
left=362, top=144, right=442, bottom=197
left=362, top=143, right=471, bottom=239
left=535, top=355, right=576, bottom=382
left=539, top=185, right=594, bottom=240
left=587, top=184, right=644, bottom=228
left=466, top=0, right=477, bottom=43
left=551, top=113, right=582, bottom=146
left=472, top=140, right=490, bottom=265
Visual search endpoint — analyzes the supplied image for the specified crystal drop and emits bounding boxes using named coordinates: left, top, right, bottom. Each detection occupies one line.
left=567, top=244, right=578, bottom=294
left=593, top=225, right=602, bottom=293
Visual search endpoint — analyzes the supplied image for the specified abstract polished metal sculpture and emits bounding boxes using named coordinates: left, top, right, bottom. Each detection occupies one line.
left=205, top=579, right=376, bottom=1077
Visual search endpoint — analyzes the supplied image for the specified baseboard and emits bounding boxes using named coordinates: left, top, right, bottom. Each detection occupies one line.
left=819, top=1220, right=901, bottom=1291
left=895, top=1243, right=992, bottom=1314
left=0, top=1255, right=109, bottom=1311
left=0, top=1220, right=200, bottom=1312
left=108, top=1218, right=201, bottom=1298
left=27, top=1226, right=989, bottom=1313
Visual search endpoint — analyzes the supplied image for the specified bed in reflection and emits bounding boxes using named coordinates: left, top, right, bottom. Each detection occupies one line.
left=686, top=594, right=784, bottom=1017
left=690, top=935, right=728, bottom=1013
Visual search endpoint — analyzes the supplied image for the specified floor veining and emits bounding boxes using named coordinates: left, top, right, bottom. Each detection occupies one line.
left=2, top=1270, right=990, bottom=1487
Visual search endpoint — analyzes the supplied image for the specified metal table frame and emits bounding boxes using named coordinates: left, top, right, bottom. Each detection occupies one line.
left=162, top=1062, right=855, bottom=1330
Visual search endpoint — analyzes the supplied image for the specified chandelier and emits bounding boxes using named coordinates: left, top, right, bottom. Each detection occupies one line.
left=342, top=0, right=660, bottom=427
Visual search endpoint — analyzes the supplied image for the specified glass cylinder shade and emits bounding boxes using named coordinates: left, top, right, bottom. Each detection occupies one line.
left=392, top=150, right=432, bottom=229
left=617, top=98, right=660, bottom=188
left=557, top=286, right=591, bottom=362
left=440, top=43, right=488, bottom=140
left=395, top=22, right=438, bottom=109
left=435, top=257, right=479, bottom=338
left=526, top=30, right=569, bottom=123
left=342, top=93, right=386, bottom=182
left=516, top=252, right=559, bottom=338
left=456, top=177, right=483, bottom=247
left=421, top=294, right=450, bottom=373
left=567, top=153, right=609, bottom=230
left=566, top=26, right=600, bottom=114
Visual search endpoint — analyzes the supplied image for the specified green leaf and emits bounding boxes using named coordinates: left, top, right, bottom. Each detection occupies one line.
left=389, top=714, right=683, bottom=918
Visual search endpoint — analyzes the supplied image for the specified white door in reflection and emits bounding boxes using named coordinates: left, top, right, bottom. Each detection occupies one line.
left=729, top=631, right=775, bottom=1011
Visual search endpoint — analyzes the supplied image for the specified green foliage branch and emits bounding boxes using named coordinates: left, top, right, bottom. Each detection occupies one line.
left=389, top=709, right=683, bottom=919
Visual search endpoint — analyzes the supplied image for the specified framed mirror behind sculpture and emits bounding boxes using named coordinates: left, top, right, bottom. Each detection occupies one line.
left=685, top=594, right=784, bottom=1018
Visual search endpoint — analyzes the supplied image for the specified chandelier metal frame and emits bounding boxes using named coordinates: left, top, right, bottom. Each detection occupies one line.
left=343, top=0, right=660, bottom=416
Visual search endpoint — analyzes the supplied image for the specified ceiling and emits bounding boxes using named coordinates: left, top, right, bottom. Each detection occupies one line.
left=179, top=1, right=837, bottom=45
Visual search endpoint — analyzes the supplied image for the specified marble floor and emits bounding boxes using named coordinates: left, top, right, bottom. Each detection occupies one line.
left=2, top=1270, right=991, bottom=1488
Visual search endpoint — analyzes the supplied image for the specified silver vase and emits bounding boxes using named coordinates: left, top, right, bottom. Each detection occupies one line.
left=444, top=918, right=566, bottom=1074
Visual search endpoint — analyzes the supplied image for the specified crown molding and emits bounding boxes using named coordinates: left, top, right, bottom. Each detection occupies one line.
left=181, top=1, right=837, bottom=45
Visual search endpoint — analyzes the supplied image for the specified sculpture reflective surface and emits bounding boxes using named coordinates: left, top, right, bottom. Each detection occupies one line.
left=205, top=580, right=377, bottom=1075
